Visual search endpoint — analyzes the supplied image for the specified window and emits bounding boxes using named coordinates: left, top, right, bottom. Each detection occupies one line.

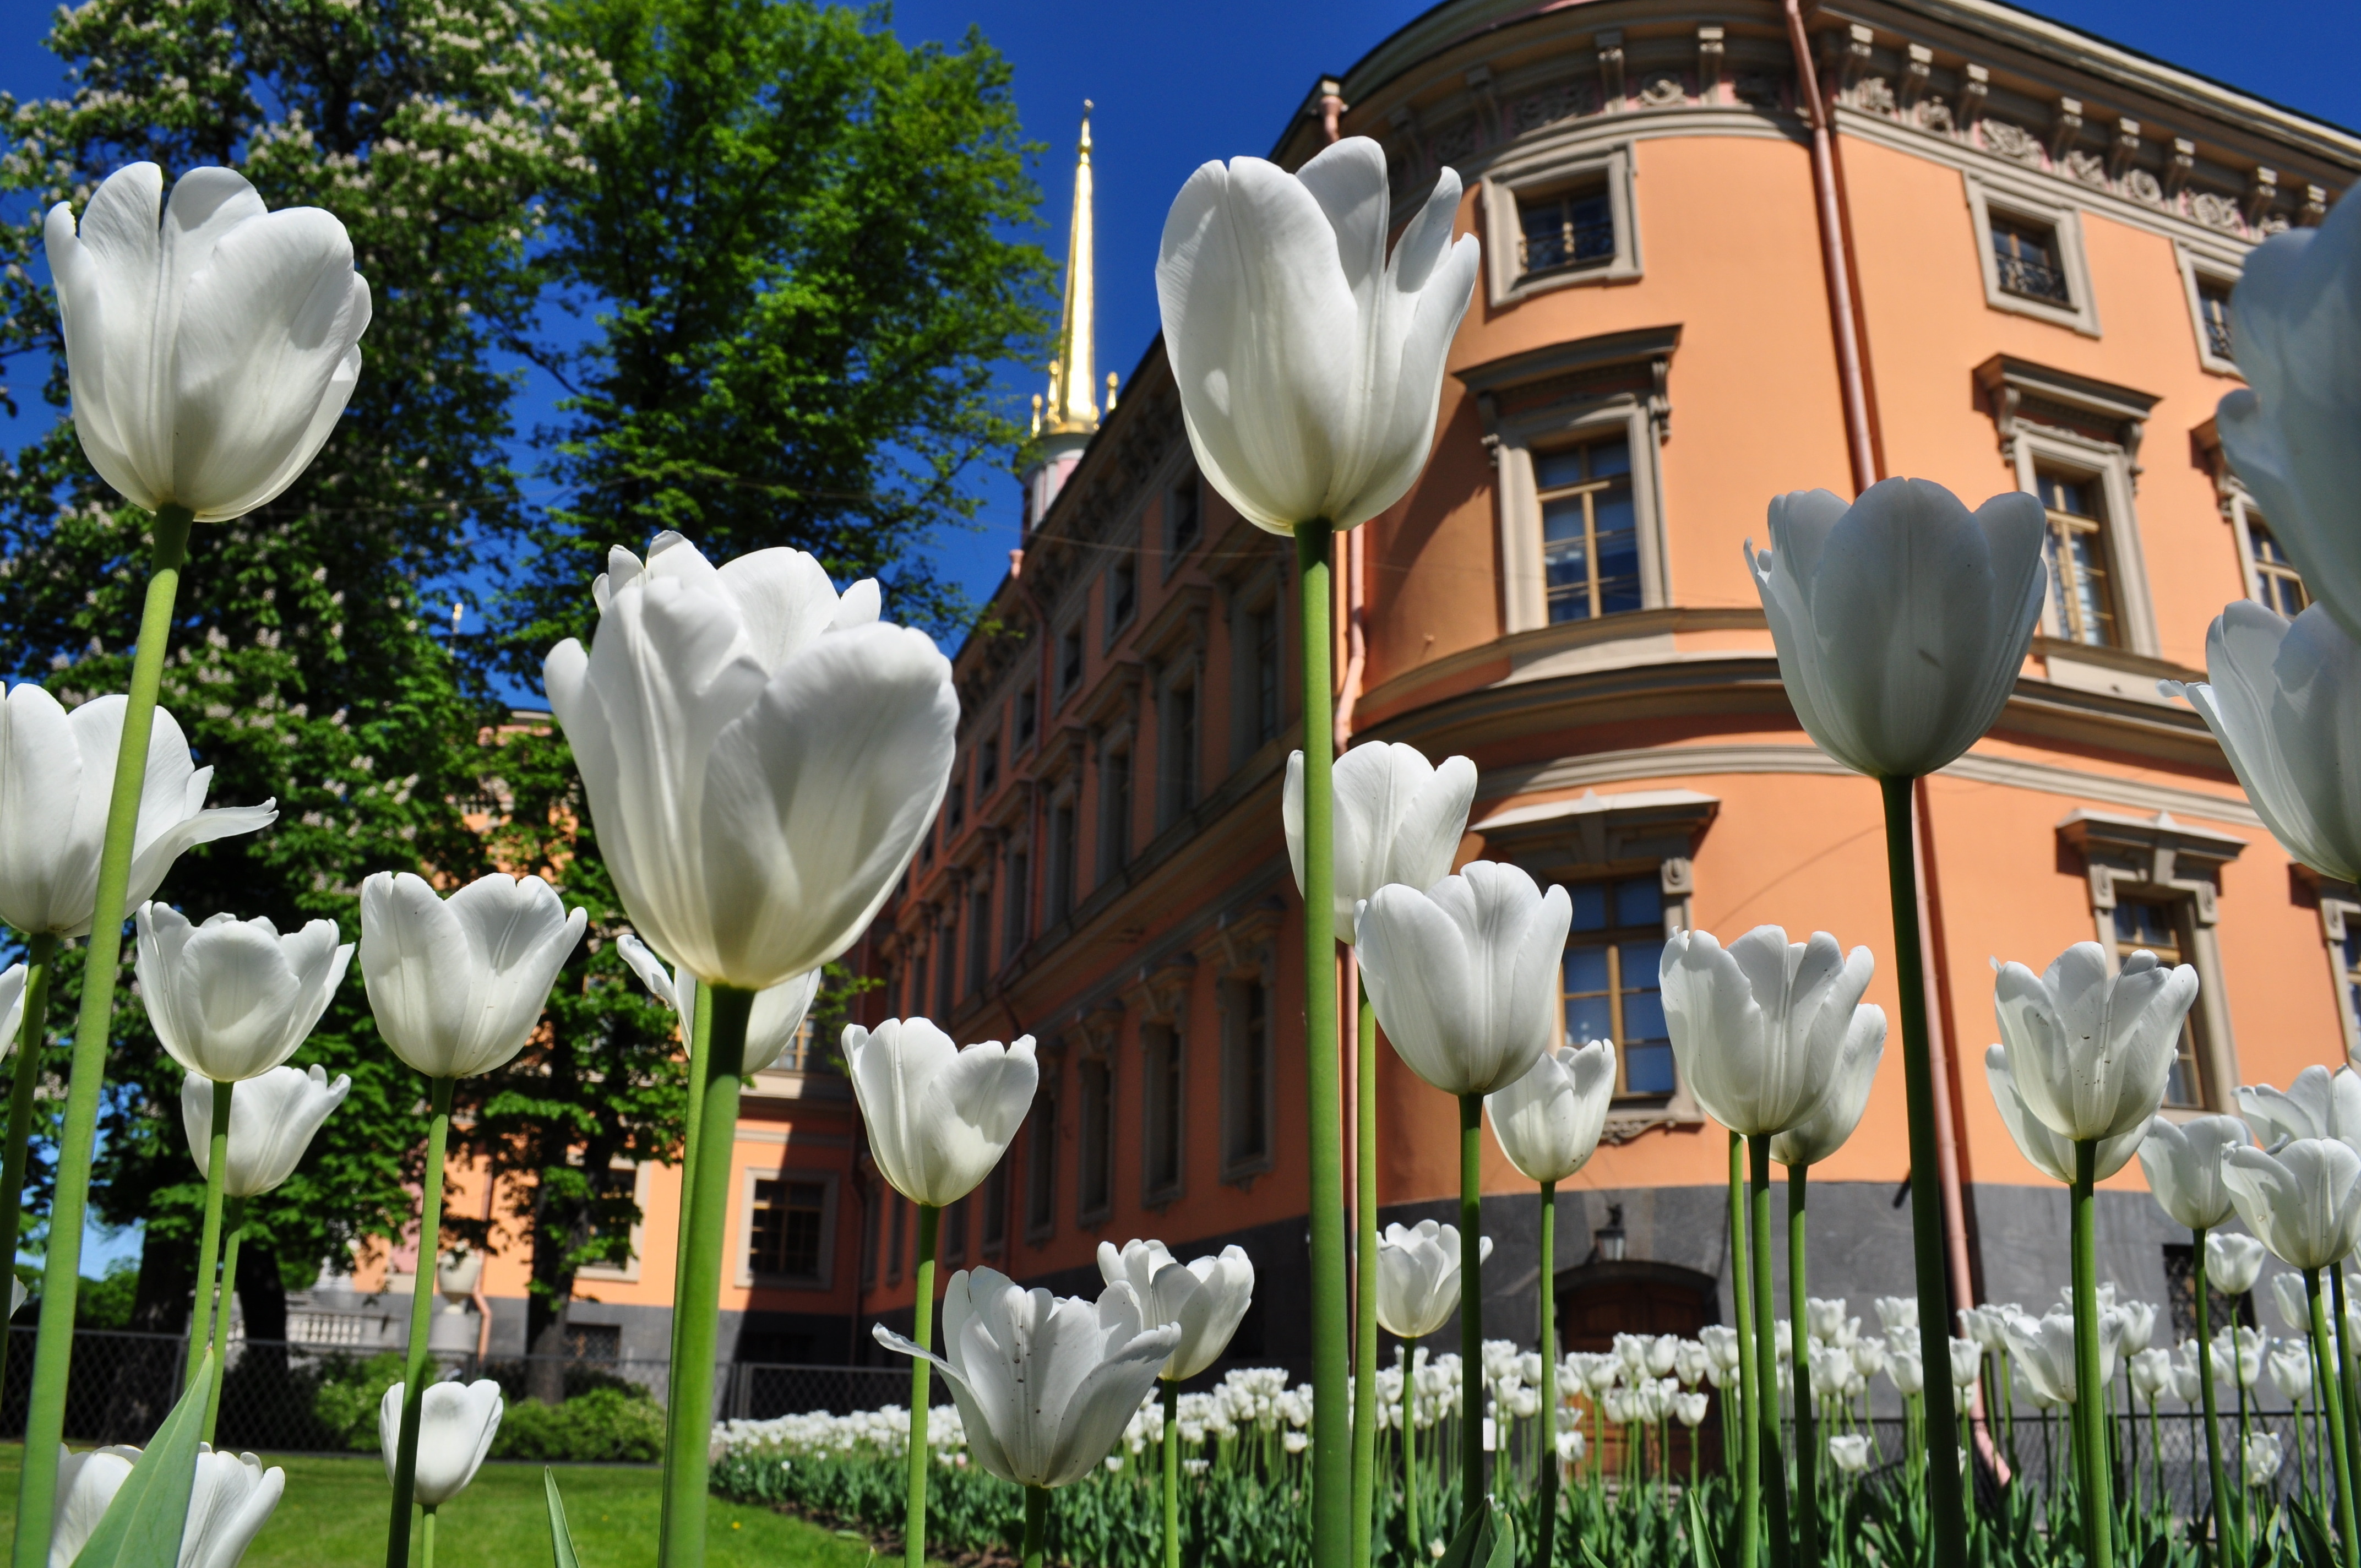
left=1101, top=746, right=1133, bottom=875
left=2181, top=245, right=2244, bottom=375
left=1016, top=688, right=1037, bottom=749
left=943, top=1196, right=968, bottom=1265
left=1537, top=438, right=1640, bottom=624
left=967, top=885, right=992, bottom=994
left=1161, top=682, right=1198, bottom=827
left=748, top=1177, right=829, bottom=1281
left=1142, top=1022, right=1184, bottom=1203
left=2038, top=470, right=2119, bottom=647
left=1058, top=626, right=1085, bottom=698
left=575, top=1165, right=646, bottom=1281
left=981, top=1155, right=1009, bottom=1255
left=934, top=917, right=956, bottom=1017
left=1222, top=977, right=1273, bottom=1176
left=1560, top=875, right=1673, bottom=1098
left=1166, top=474, right=1201, bottom=559
left=1025, top=1085, right=1059, bottom=1239
left=1078, top=1055, right=1114, bottom=1220
left=948, top=767, right=965, bottom=832
left=2163, top=1242, right=2255, bottom=1340
left=1049, top=801, right=1079, bottom=923
left=886, top=1195, right=906, bottom=1285
left=917, top=936, right=934, bottom=1019
left=859, top=1187, right=880, bottom=1287
left=1108, top=561, right=1138, bottom=636
left=2243, top=511, right=2310, bottom=618
left=1992, top=216, right=2071, bottom=305
left=980, top=737, right=999, bottom=796
left=2340, top=922, right=2361, bottom=1048
left=562, top=1323, right=621, bottom=1365
left=1248, top=605, right=1282, bottom=748
left=1519, top=185, right=1616, bottom=278
left=1005, top=848, right=1030, bottom=950
left=2114, top=899, right=2205, bottom=1108
left=2196, top=276, right=2234, bottom=364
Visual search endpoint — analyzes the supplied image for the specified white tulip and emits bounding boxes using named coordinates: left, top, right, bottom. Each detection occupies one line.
left=1155, top=138, right=1478, bottom=536
left=1673, top=1390, right=1710, bottom=1428
left=2213, top=195, right=2361, bottom=642
left=1827, top=1433, right=1875, bottom=1475
left=2128, top=1347, right=2174, bottom=1405
left=0, top=688, right=275, bottom=938
left=2244, top=1431, right=2286, bottom=1489
left=2208, top=1231, right=2269, bottom=1296
left=1747, top=479, right=2046, bottom=780
left=1485, top=1041, right=1615, bottom=1184
left=1949, top=1337, right=1983, bottom=1393
left=1770, top=996, right=1886, bottom=1167
left=844, top=1019, right=1037, bottom=1208
left=1098, top=1239, right=1257, bottom=1382
left=2222, top=1139, right=2361, bottom=1271
left=1986, top=1046, right=2144, bottom=1183
left=1874, top=1297, right=1918, bottom=1335
left=49, top=1442, right=284, bottom=1568
left=358, top=872, right=584, bottom=1079
left=2273, top=1270, right=2313, bottom=1332
left=2165, top=603, right=2361, bottom=883
left=134, top=905, right=349, bottom=1082
left=2003, top=1309, right=2120, bottom=1405
left=1993, top=942, right=2199, bottom=1145
left=1375, top=1219, right=1491, bottom=1340
left=543, top=531, right=955, bottom=992
left=2139, top=1114, right=2251, bottom=1230
left=1887, top=1346, right=1924, bottom=1396
left=2269, top=1337, right=2314, bottom=1402
left=1356, top=862, right=1570, bottom=1098
left=614, top=932, right=819, bottom=1074
left=2239, top=1064, right=2361, bottom=1156
left=2221, top=1325, right=2268, bottom=1390
left=875, top=1268, right=1179, bottom=1489
left=44, top=163, right=371, bottom=521
left=181, top=1065, right=350, bottom=1197
left=0, top=964, right=25, bottom=1061
left=2116, top=1299, right=2157, bottom=1357
left=1283, top=743, right=1476, bottom=933
left=378, top=1379, right=502, bottom=1507
left=1661, top=925, right=1876, bottom=1138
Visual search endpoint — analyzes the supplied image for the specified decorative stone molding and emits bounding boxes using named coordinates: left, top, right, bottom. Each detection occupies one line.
left=1841, top=24, right=1875, bottom=93
left=2167, top=138, right=2196, bottom=197
left=2058, top=807, right=2245, bottom=927
left=1073, top=1003, right=1124, bottom=1057
left=1902, top=45, right=1932, bottom=115
left=2305, top=185, right=2330, bottom=225
left=1956, top=63, right=1989, bottom=129
left=1697, top=26, right=1725, bottom=104
left=1122, top=955, right=1196, bottom=1023
left=1472, top=787, right=1720, bottom=881
left=1595, top=30, right=1625, bottom=110
left=1974, top=355, right=2157, bottom=480
left=2049, top=97, right=2083, bottom=163
left=2110, top=118, right=2142, bottom=182
left=1195, top=898, right=1286, bottom=977
left=2247, top=166, right=2280, bottom=228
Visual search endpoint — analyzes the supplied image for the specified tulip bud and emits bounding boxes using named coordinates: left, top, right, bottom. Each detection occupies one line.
left=380, top=1379, right=503, bottom=1506
left=181, top=1064, right=351, bottom=1197
left=1486, top=1041, right=1615, bottom=1184
left=1662, top=926, right=1875, bottom=1139
left=1357, top=863, right=1569, bottom=1098
left=1993, top=943, right=2198, bottom=1146
left=1283, top=743, right=1476, bottom=933
left=1098, top=1239, right=1256, bottom=1382
left=136, top=905, right=350, bottom=1082
left=1375, top=1219, right=1490, bottom=1340
left=844, top=1019, right=1037, bottom=1208
left=358, top=872, right=584, bottom=1080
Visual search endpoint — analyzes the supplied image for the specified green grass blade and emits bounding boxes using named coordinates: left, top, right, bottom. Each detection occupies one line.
left=545, top=1468, right=581, bottom=1568
left=70, top=1350, right=212, bottom=1568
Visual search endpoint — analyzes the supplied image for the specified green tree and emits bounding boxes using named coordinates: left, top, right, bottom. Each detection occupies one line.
left=0, top=0, right=623, bottom=1335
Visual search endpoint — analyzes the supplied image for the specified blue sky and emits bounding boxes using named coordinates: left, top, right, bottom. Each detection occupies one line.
left=0, top=0, right=2353, bottom=1272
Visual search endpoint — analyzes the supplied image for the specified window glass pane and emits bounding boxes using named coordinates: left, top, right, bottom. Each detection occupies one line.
left=1535, top=449, right=1590, bottom=491
left=1563, top=944, right=1612, bottom=995
left=1615, top=877, right=1662, bottom=927
left=1623, top=1042, right=1677, bottom=1096
left=1594, top=489, right=1641, bottom=615
left=1564, top=994, right=1615, bottom=1044
left=1587, top=439, right=1631, bottom=479
left=1568, top=192, right=1615, bottom=261
left=1568, top=883, right=1608, bottom=932
left=2039, top=473, right=2093, bottom=516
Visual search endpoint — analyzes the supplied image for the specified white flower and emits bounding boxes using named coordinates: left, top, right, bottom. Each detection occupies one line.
left=1283, top=742, right=1477, bottom=933
left=2239, top=1064, right=2361, bottom=1157
left=2244, top=1431, right=2286, bottom=1489
left=543, top=532, right=955, bottom=992
left=1826, top=1433, right=1876, bottom=1475
left=874, top=1268, right=1179, bottom=1489
left=2001, top=1311, right=2095, bottom=1406
left=2128, top=1347, right=2174, bottom=1405
left=1886, top=1347, right=1924, bottom=1396
left=1986, top=1046, right=2145, bottom=1184
left=2139, top=1114, right=2251, bottom=1230
left=615, top=930, right=820, bottom=1072
left=2115, top=1299, right=2157, bottom=1356
left=135, top=905, right=349, bottom=1082
left=1748, top=478, right=2046, bottom=779
left=379, top=1379, right=502, bottom=1507
left=2164, top=603, right=2361, bottom=882
left=2208, top=1231, right=2268, bottom=1297
left=1155, top=138, right=1478, bottom=536
left=1098, top=1239, right=1257, bottom=1381
left=2269, top=1336, right=2314, bottom=1403
left=1949, top=1337, right=1983, bottom=1393
left=1485, top=1040, right=1615, bottom=1184
left=1661, top=925, right=1877, bottom=1138
left=1874, top=1297, right=1917, bottom=1335
left=1770, top=994, right=1886, bottom=1167
left=845, top=1019, right=1037, bottom=1207
left=2221, top=1139, right=2361, bottom=1271
left=50, top=1442, right=285, bottom=1568
left=0, top=687, right=274, bottom=938
left=358, top=872, right=584, bottom=1079
left=1375, top=1219, right=1490, bottom=1340
left=181, top=1064, right=350, bottom=1197
left=0, top=965, right=25, bottom=1063
left=44, top=163, right=371, bottom=521
left=1993, top=943, right=2199, bottom=1145
left=1357, top=862, right=1570, bottom=1097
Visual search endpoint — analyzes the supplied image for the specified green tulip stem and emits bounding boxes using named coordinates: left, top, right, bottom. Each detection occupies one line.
left=1729, top=1131, right=1760, bottom=1568
left=184, top=1077, right=235, bottom=1390
left=1162, top=1379, right=1182, bottom=1568
left=385, top=1075, right=456, bottom=1568
left=905, top=1202, right=940, bottom=1568
left=1789, top=1160, right=1818, bottom=1568
left=660, top=982, right=754, bottom=1568
left=1295, top=521, right=1350, bottom=1568
left=1021, top=1483, right=1049, bottom=1568
left=420, top=1507, right=435, bottom=1568
left=658, top=974, right=705, bottom=1550
left=1537, top=1178, right=1558, bottom=1568
left=1352, top=976, right=1377, bottom=1568
left=204, top=1196, right=244, bottom=1445
left=2070, top=1140, right=2112, bottom=1568
left=12, top=502, right=192, bottom=1568
left=1749, top=1135, right=1790, bottom=1568
left=1402, top=1333, right=1421, bottom=1558
left=2335, top=1267, right=2361, bottom=1525
left=2193, top=1226, right=2235, bottom=1561
left=0, top=933, right=58, bottom=1381
left=1876, top=774, right=1966, bottom=1568
left=1458, top=1092, right=1484, bottom=1521
left=2312, top=1267, right=2361, bottom=1568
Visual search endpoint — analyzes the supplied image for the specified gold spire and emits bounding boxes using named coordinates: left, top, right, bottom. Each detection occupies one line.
left=1043, top=102, right=1099, bottom=437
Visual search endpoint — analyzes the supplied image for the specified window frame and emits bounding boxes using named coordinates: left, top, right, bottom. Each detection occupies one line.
left=2229, top=490, right=2310, bottom=618
left=573, top=1161, right=651, bottom=1283
left=1158, top=673, right=1200, bottom=830
left=2177, top=239, right=2245, bottom=378
left=2001, top=423, right=2161, bottom=660
left=738, top=1166, right=840, bottom=1291
left=1023, top=1070, right=1060, bottom=1244
left=1075, top=1049, right=1116, bottom=1226
left=2315, top=891, right=2361, bottom=1066
left=2107, top=894, right=2210, bottom=1110
left=1962, top=171, right=2101, bottom=337
left=1218, top=966, right=1277, bottom=1186
left=1494, top=395, right=1669, bottom=635
left=1479, top=141, right=1642, bottom=306
left=1105, top=554, right=1140, bottom=646
left=1163, top=471, right=1203, bottom=572
left=2035, top=466, right=2123, bottom=650
left=1139, top=1019, right=1185, bottom=1207
left=1555, top=873, right=1680, bottom=1104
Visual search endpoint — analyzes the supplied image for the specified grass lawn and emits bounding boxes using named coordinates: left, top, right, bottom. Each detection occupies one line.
left=0, top=1442, right=879, bottom=1567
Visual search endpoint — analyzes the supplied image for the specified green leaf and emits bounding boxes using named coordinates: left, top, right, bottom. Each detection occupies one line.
left=70, top=1351, right=211, bottom=1568
left=2288, top=1502, right=2335, bottom=1568
left=1688, top=1486, right=1723, bottom=1568
left=545, top=1467, right=581, bottom=1568
left=1436, top=1498, right=1514, bottom=1568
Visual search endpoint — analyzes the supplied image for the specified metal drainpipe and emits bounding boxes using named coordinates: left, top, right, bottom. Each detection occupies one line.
left=1783, top=0, right=1879, bottom=494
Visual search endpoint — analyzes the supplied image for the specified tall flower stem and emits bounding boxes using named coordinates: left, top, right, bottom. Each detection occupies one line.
left=657, top=978, right=705, bottom=1551
left=1729, top=1131, right=1759, bottom=1568
left=1402, top=1335, right=1422, bottom=1558
left=2311, top=1267, right=2360, bottom=1568
left=1537, top=1178, right=1558, bottom=1568
left=1457, top=1092, right=1484, bottom=1521
left=1352, top=976, right=1378, bottom=1568
left=2069, top=1140, right=2111, bottom=1568
left=2334, top=1267, right=2361, bottom=1521
left=660, top=982, right=754, bottom=1568
left=1296, top=521, right=1349, bottom=1568
left=1789, top=1161, right=1818, bottom=1568
left=204, top=1196, right=244, bottom=1444
left=1749, top=1136, right=1791, bottom=1568
left=385, top=1075, right=456, bottom=1568
left=0, top=933, right=57, bottom=1384
left=1163, top=1379, right=1182, bottom=1568
left=904, top=1202, right=941, bottom=1568
left=2193, top=1227, right=2235, bottom=1561
left=1021, top=1484, right=1049, bottom=1568
left=1876, top=774, right=1965, bottom=1568
left=13, top=504, right=193, bottom=1568
left=184, top=1078, right=235, bottom=1389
